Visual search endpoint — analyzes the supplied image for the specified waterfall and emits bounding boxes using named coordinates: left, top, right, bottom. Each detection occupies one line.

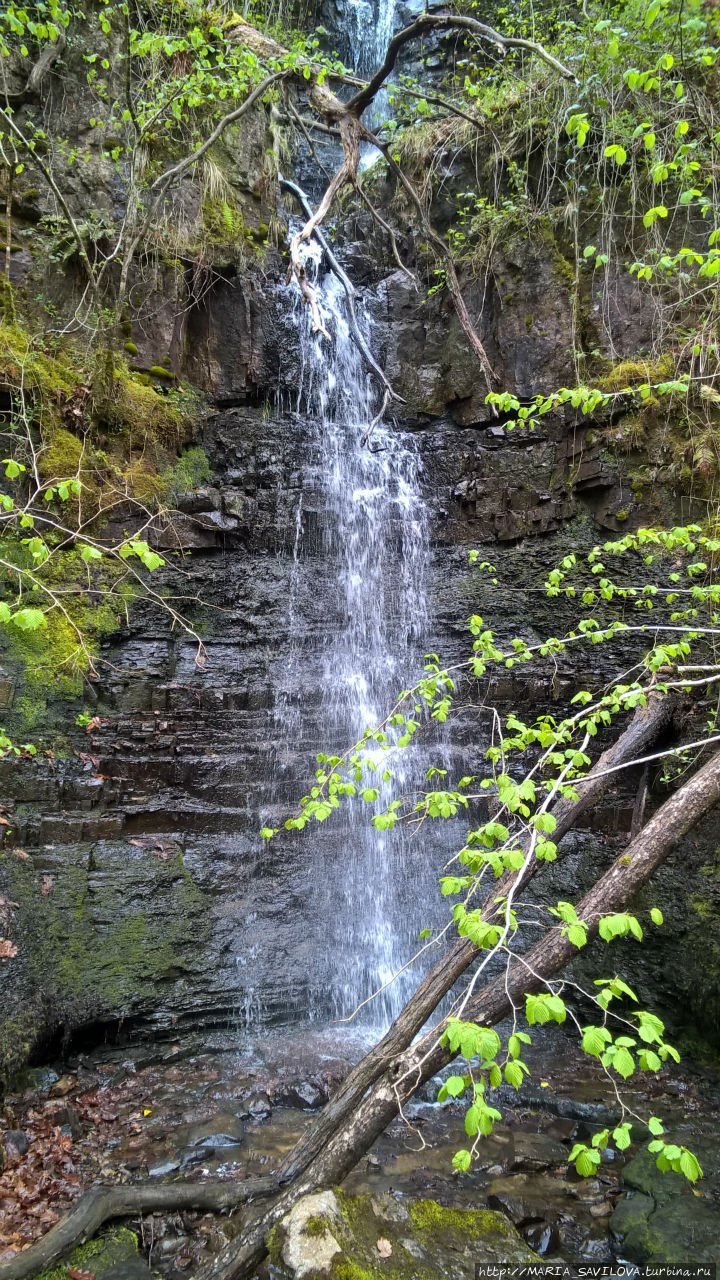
left=344, top=0, right=397, bottom=165
left=344, top=0, right=396, bottom=76
left=270, top=248, right=440, bottom=1030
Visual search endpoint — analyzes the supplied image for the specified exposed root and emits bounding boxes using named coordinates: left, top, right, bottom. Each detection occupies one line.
left=281, top=177, right=403, bottom=405
left=0, top=1176, right=278, bottom=1280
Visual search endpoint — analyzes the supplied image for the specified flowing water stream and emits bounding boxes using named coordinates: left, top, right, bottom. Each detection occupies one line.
left=271, top=250, right=441, bottom=1029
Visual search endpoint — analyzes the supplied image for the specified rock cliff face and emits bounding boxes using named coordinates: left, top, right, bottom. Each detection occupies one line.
left=1, top=276, right=718, bottom=1074
left=1, top=36, right=719, bottom=1077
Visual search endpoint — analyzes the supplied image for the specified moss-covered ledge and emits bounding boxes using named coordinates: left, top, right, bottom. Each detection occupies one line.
left=0, top=840, right=210, bottom=1087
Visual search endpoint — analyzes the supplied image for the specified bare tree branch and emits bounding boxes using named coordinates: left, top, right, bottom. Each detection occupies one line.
left=281, top=176, right=403, bottom=403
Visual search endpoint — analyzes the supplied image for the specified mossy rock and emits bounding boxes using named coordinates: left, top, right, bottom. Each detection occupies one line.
left=37, top=426, right=84, bottom=481
left=609, top=1140, right=720, bottom=1265
left=610, top=1190, right=718, bottom=1265
left=34, top=1225, right=151, bottom=1279
left=598, top=354, right=675, bottom=392
left=98, top=369, right=187, bottom=446
left=268, top=1190, right=539, bottom=1279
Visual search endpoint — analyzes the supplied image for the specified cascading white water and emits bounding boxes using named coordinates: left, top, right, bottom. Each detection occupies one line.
left=344, top=0, right=397, bottom=165
left=344, top=0, right=396, bottom=76
left=280, top=250, right=438, bottom=1028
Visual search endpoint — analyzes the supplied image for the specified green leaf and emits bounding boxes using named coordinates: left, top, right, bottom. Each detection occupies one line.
left=576, top=1149, right=600, bottom=1176
left=504, top=1061, right=523, bottom=1089
left=80, top=544, right=103, bottom=562
left=604, top=143, right=627, bottom=166
left=452, top=1148, right=472, bottom=1172
left=679, top=1149, right=702, bottom=1182
left=444, top=1075, right=466, bottom=1098
left=648, top=1116, right=664, bottom=1136
left=612, top=1046, right=636, bottom=1079
left=11, top=607, right=46, bottom=631
left=613, top=1122, right=632, bottom=1150
left=650, top=907, right=664, bottom=926
left=582, top=1025, right=612, bottom=1057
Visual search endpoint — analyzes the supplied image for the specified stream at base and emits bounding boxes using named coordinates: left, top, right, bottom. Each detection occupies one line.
left=2, top=1029, right=719, bottom=1277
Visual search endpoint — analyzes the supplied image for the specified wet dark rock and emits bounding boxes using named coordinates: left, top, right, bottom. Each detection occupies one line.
left=4, top=1129, right=28, bottom=1155
left=281, top=1080, right=327, bottom=1110
left=245, top=1093, right=272, bottom=1121
left=184, top=1112, right=246, bottom=1150
left=610, top=1136, right=720, bottom=1265
left=149, top=1158, right=181, bottom=1177
left=487, top=1172, right=568, bottom=1226
left=523, top=1221, right=558, bottom=1255
left=25, top=1066, right=59, bottom=1092
left=53, top=1105, right=83, bottom=1140
left=175, top=487, right=222, bottom=514
left=510, top=1131, right=569, bottom=1173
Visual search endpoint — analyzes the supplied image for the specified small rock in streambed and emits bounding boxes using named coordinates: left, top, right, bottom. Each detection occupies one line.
left=244, top=1093, right=271, bottom=1120
left=281, top=1080, right=327, bottom=1110
left=149, top=1158, right=181, bottom=1177
left=25, top=1066, right=59, bottom=1092
left=52, top=1104, right=83, bottom=1140
left=3, top=1129, right=28, bottom=1155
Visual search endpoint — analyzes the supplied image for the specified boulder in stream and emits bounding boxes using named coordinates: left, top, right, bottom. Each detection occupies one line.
left=610, top=1140, right=720, bottom=1265
left=267, top=1189, right=540, bottom=1279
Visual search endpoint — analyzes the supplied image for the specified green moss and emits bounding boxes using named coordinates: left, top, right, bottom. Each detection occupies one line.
left=124, top=340, right=139, bottom=356
left=0, top=322, right=81, bottom=410
left=34, top=1226, right=140, bottom=1280
left=333, top=1263, right=375, bottom=1280
left=3, top=845, right=210, bottom=1020
left=149, top=364, right=175, bottom=380
left=38, top=426, right=84, bottom=482
left=615, top=509, right=629, bottom=521
left=304, top=1215, right=333, bottom=1237
left=1, top=561, right=123, bottom=736
left=409, top=1200, right=506, bottom=1238
left=690, top=895, right=713, bottom=921
left=99, top=368, right=187, bottom=445
left=598, top=355, right=675, bottom=392
left=162, top=445, right=213, bottom=496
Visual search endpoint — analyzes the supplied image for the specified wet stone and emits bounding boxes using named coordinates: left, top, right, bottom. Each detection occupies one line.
left=26, top=1066, right=59, bottom=1092
left=510, top=1130, right=569, bottom=1172
left=149, top=1158, right=181, bottom=1177
left=3, top=1130, right=28, bottom=1155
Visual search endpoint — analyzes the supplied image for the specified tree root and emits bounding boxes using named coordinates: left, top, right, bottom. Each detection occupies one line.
left=0, top=1177, right=278, bottom=1280
left=280, top=176, right=403, bottom=408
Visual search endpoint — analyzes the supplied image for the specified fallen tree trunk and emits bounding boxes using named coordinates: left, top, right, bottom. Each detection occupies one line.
left=194, top=744, right=720, bottom=1280
left=276, top=690, right=674, bottom=1186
